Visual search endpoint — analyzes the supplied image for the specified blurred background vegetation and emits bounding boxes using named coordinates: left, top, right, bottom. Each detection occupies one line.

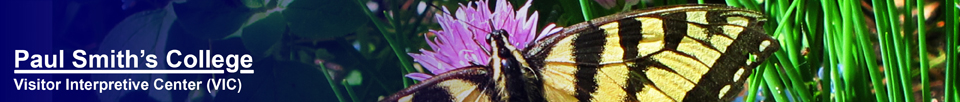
left=52, top=0, right=955, bottom=101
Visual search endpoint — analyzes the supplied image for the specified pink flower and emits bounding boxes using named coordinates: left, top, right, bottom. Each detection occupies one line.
left=405, top=0, right=563, bottom=81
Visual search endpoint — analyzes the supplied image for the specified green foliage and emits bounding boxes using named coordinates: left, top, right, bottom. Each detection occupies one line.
left=284, top=0, right=370, bottom=39
left=722, top=0, right=956, bottom=102
left=344, top=70, right=363, bottom=86
left=531, top=0, right=586, bottom=26
left=173, top=0, right=252, bottom=39
left=241, top=12, right=285, bottom=57
left=242, top=0, right=266, bottom=9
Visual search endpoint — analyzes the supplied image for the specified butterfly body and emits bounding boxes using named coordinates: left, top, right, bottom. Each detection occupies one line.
left=385, top=4, right=779, bottom=102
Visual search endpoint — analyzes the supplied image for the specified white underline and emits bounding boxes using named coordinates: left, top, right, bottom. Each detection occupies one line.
left=12, top=70, right=254, bottom=74
left=240, top=70, right=254, bottom=74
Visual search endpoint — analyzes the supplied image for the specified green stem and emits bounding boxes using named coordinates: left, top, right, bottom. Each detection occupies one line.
left=775, top=51, right=812, bottom=101
left=776, top=0, right=788, bottom=16
left=767, top=1, right=814, bottom=101
left=771, top=0, right=802, bottom=70
left=877, top=0, right=914, bottom=100
left=916, top=0, right=930, bottom=101
left=355, top=0, right=416, bottom=87
left=745, top=62, right=765, bottom=102
left=637, top=0, right=646, bottom=8
left=945, top=0, right=958, bottom=101
left=342, top=80, right=359, bottom=102
left=870, top=0, right=904, bottom=101
left=851, top=0, right=887, bottom=101
left=947, top=0, right=958, bottom=101
left=839, top=0, right=863, bottom=101
left=884, top=30, right=905, bottom=102
left=578, top=0, right=594, bottom=20
left=821, top=0, right=844, bottom=100
left=724, top=0, right=741, bottom=8
left=801, top=1, right=826, bottom=101
left=827, top=15, right=847, bottom=101
left=762, top=62, right=790, bottom=102
left=831, top=33, right=849, bottom=102
left=318, top=62, right=348, bottom=102
left=946, top=0, right=958, bottom=101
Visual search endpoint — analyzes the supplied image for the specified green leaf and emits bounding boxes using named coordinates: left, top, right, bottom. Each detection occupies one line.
left=242, top=0, right=265, bottom=9
left=174, top=0, right=253, bottom=39
left=298, top=50, right=313, bottom=63
left=315, top=48, right=336, bottom=60
left=344, top=70, right=363, bottom=86
left=283, top=0, right=370, bottom=39
left=99, top=7, right=177, bottom=54
left=242, top=12, right=286, bottom=57
left=278, top=0, right=294, bottom=8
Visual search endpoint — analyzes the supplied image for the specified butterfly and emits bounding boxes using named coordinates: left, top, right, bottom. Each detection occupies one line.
left=383, top=4, right=780, bottom=102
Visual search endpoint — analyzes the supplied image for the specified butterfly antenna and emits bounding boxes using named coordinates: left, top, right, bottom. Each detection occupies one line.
left=463, top=17, right=494, bottom=57
left=476, top=19, right=504, bottom=56
left=427, top=3, right=452, bottom=17
left=472, top=30, right=492, bottom=56
left=487, top=20, right=497, bottom=31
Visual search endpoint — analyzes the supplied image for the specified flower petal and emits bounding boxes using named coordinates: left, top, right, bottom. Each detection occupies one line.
left=408, top=0, right=559, bottom=78
left=537, top=23, right=563, bottom=41
left=405, top=73, right=434, bottom=81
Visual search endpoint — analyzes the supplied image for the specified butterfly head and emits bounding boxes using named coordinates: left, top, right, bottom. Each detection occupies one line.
left=483, top=28, right=545, bottom=101
left=486, top=29, right=513, bottom=54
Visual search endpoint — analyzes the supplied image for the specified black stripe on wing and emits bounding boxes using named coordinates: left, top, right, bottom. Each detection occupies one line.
left=572, top=24, right=605, bottom=102
left=382, top=66, right=499, bottom=102
left=522, top=4, right=777, bottom=102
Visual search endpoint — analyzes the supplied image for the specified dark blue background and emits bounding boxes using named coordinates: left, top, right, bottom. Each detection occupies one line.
left=3, top=1, right=233, bottom=102
left=2, top=1, right=56, bottom=102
